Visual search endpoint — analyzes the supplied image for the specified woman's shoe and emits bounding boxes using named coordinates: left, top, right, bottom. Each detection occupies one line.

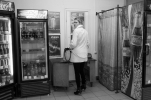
left=74, top=88, right=82, bottom=95
left=81, top=84, right=86, bottom=91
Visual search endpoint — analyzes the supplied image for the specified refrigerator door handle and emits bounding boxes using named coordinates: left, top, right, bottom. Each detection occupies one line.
left=146, top=43, right=150, bottom=55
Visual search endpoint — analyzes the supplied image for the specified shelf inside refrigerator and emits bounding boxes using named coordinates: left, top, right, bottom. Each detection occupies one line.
left=21, top=38, right=45, bottom=43
left=22, top=61, right=48, bottom=81
left=22, top=48, right=45, bottom=53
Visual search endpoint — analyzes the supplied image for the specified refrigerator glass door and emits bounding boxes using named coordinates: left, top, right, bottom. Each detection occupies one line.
left=145, top=14, right=151, bottom=85
left=19, top=22, right=48, bottom=81
left=0, top=16, right=14, bottom=87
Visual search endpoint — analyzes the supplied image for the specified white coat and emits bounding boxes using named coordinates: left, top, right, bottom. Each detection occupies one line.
left=70, top=25, right=89, bottom=62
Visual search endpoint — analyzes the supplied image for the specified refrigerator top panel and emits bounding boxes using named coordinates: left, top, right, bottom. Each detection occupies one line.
left=0, top=1, right=15, bottom=12
left=145, top=0, right=151, bottom=11
left=17, top=9, right=48, bottom=19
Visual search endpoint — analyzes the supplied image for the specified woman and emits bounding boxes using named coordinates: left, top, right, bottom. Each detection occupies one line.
left=70, top=17, right=89, bottom=95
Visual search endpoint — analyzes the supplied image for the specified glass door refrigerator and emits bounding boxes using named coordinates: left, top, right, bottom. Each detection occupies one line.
left=0, top=1, right=16, bottom=100
left=142, top=0, right=151, bottom=100
left=17, top=9, right=50, bottom=97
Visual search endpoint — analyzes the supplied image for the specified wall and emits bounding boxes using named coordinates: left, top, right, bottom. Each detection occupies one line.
left=8, top=0, right=125, bottom=80
left=126, top=0, right=143, bottom=5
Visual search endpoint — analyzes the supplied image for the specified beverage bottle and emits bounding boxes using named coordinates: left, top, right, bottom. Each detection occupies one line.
left=29, top=31, right=32, bottom=39
left=3, top=44, right=6, bottom=55
left=30, top=62, right=35, bottom=79
left=37, top=30, right=41, bottom=39
left=2, top=21, right=4, bottom=32
left=0, top=44, right=2, bottom=56
left=37, top=62, right=42, bottom=78
left=1, top=60, right=6, bottom=86
left=0, top=21, right=2, bottom=32
left=1, top=44, right=4, bottom=56
left=131, top=11, right=142, bottom=61
left=40, top=31, right=44, bottom=38
left=34, top=63, right=38, bottom=77
left=123, top=27, right=131, bottom=67
left=27, top=62, right=31, bottom=79
left=6, top=44, right=9, bottom=54
left=22, top=62, right=27, bottom=79
left=25, top=30, right=28, bottom=40
left=6, top=75, right=10, bottom=85
left=34, top=31, right=38, bottom=39
left=4, top=21, right=8, bottom=31
left=32, top=30, right=35, bottom=40
left=41, top=62, right=46, bottom=76
left=21, top=29, right=24, bottom=39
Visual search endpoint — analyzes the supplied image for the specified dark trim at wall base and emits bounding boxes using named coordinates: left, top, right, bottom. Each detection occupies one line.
left=69, top=76, right=99, bottom=82
left=96, top=76, right=99, bottom=80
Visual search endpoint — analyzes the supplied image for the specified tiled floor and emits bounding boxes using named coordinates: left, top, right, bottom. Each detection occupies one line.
left=13, top=81, right=134, bottom=100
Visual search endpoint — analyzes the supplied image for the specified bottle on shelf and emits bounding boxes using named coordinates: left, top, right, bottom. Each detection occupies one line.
left=1, top=59, right=6, bottom=86
left=29, top=31, right=32, bottom=40
left=1, top=44, right=4, bottom=56
left=32, top=30, right=36, bottom=40
left=34, top=30, right=38, bottom=39
left=6, top=44, right=9, bottom=55
left=41, top=62, right=46, bottom=77
left=27, top=62, right=31, bottom=79
left=40, top=31, right=44, bottom=38
left=4, top=21, right=8, bottom=32
left=30, top=62, right=35, bottom=79
left=0, top=44, right=2, bottom=56
left=0, top=21, right=3, bottom=32
left=6, top=75, right=10, bottom=85
left=3, top=44, right=6, bottom=56
left=37, top=62, right=42, bottom=79
left=34, top=63, right=38, bottom=77
left=22, top=62, right=27, bottom=79
left=21, top=28, right=24, bottom=39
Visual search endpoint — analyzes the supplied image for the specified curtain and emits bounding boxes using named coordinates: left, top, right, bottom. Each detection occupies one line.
left=98, top=8, right=122, bottom=90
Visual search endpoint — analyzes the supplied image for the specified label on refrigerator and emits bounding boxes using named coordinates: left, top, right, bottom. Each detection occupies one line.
left=17, top=9, right=48, bottom=19
left=0, top=1, right=15, bottom=11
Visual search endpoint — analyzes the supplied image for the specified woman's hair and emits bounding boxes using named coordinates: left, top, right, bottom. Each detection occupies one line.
left=74, top=17, right=82, bottom=24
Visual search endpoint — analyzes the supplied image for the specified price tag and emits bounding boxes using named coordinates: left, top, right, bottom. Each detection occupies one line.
left=2, top=82, right=5, bottom=86
left=24, top=76, right=27, bottom=79
left=30, top=38, right=34, bottom=41
left=41, top=76, right=44, bottom=79
left=0, top=66, right=3, bottom=69
left=26, top=49, right=29, bottom=52
left=45, top=75, right=48, bottom=78
left=36, top=60, right=40, bottom=63
left=10, top=80, right=13, bottom=83
left=41, top=48, right=45, bottom=51
left=28, top=76, right=31, bottom=79
left=5, top=65, right=8, bottom=68
left=34, top=76, right=37, bottom=79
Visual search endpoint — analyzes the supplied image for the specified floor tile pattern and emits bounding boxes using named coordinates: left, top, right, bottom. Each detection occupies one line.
left=13, top=81, right=134, bottom=100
